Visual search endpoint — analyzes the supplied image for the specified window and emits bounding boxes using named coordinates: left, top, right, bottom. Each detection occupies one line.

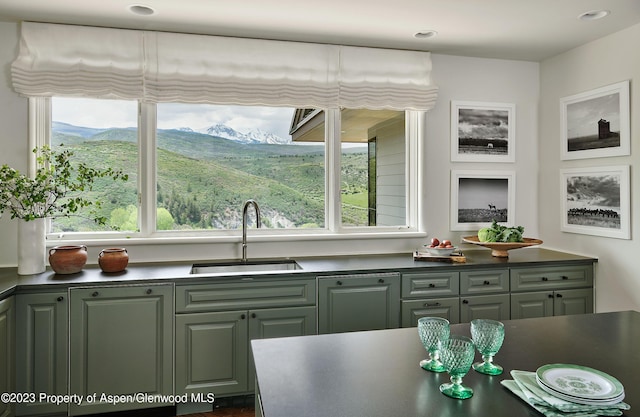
left=43, top=98, right=419, bottom=240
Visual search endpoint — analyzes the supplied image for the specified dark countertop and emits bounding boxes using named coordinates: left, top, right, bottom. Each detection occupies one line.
left=0, top=248, right=596, bottom=298
left=252, top=311, right=639, bottom=417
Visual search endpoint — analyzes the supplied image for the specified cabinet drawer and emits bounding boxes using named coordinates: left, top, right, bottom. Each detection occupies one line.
left=510, top=264, right=593, bottom=292
left=401, top=297, right=460, bottom=326
left=401, top=271, right=459, bottom=298
left=176, top=279, right=316, bottom=313
left=460, top=269, right=509, bottom=295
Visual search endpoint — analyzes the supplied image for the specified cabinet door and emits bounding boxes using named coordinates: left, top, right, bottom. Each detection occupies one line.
left=460, top=294, right=510, bottom=323
left=248, top=306, right=317, bottom=387
left=400, top=297, right=460, bottom=327
left=175, top=310, right=248, bottom=396
left=16, top=292, right=68, bottom=416
left=69, top=285, right=173, bottom=416
left=318, top=273, right=400, bottom=334
left=554, top=288, right=594, bottom=316
left=510, top=291, right=554, bottom=320
left=0, top=297, right=14, bottom=417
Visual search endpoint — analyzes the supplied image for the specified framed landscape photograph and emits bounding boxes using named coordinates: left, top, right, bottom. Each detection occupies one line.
left=450, top=170, right=515, bottom=231
left=451, top=101, right=515, bottom=162
left=561, top=166, right=630, bottom=239
left=560, top=80, right=630, bottom=160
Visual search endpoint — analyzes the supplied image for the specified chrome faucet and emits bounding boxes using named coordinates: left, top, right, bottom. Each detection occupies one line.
left=241, top=199, right=261, bottom=262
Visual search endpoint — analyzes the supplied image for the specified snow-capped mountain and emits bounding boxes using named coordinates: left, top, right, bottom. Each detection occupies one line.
left=197, top=123, right=289, bottom=144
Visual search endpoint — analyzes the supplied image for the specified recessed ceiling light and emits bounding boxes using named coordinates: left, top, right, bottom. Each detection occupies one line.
left=129, top=4, right=156, bottom=16
left=414, top=30, right=438, bottom=39
left=578, top=10, right=610, bottom=21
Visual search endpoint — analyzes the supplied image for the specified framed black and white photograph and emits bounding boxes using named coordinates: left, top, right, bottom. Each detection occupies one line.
left=560, top=80, right=630, bottom=160
left=450, top=170, right=515, bottom=231
left=451, top=101, right=515, bottom=162
left=561, top=166, right=630, bottom=239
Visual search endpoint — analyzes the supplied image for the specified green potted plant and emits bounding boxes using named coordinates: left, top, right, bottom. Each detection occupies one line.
left=0, top=145, right=128, bottom=275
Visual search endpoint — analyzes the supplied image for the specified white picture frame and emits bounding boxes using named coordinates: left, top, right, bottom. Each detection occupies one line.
left=560, top=80, right=630, bottom=160
left=561, top=165, right=630, bottom=239
left=451, top=101, right=515, bottom=162
left=450, top=170, right=516, bottom=231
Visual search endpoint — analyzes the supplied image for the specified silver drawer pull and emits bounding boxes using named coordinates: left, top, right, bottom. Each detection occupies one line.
left=424, top=302, right=441, bottom=307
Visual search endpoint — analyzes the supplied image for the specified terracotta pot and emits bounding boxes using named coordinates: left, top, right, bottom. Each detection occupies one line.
left=98, top=248, right=129, bottom=273
left=49, top=245, right=88, bottom=275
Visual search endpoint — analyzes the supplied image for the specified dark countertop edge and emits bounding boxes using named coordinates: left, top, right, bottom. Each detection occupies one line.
left=0, top=248, right=597, bottom=298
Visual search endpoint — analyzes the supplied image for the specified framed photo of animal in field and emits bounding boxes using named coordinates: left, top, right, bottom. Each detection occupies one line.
left=450, top=101, right=515, bottom=163
left=450, top=170, right=515, bottom=231
left=560, top=80, right=630, bottom=160
left=561, top=166, right=630, bottom=239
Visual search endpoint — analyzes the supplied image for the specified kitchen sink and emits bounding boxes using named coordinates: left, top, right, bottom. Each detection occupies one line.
left=190, top=260, right=302, bottom=275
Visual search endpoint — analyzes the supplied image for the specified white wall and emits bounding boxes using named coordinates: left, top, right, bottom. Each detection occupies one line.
left=425, top=55, right=540, bottom=244
left=0, top=20, right=541, bottom=268
left=539, top=23, right=640, bottom=313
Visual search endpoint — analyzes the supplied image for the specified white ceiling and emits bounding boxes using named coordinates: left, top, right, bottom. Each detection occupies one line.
left=1, top=0, right=640, bottom=61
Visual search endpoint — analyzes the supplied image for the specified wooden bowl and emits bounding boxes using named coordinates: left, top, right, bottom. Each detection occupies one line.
left=462, top=236, right=543, bottom=257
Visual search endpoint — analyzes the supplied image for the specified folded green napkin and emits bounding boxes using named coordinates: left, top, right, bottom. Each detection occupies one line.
left=501, top=370, right=630, bottom=417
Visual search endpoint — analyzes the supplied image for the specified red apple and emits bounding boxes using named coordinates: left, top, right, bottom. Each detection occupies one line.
left=442, top=239, right=452, bottom=246
left=431, top=238, right=440, bottom=246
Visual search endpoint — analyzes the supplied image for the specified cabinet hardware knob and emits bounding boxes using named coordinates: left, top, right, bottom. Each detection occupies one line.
left=146, top=289, right=153, bottom=294
left=57, top=296, right=64, bottom=302
left=424, top=302, right=441, bottom=307
left=548, top=293, right=554, bottom=298
left=241, top=314, right=246, bottom=319
left=542, top=277, right=548, bottom=281
left=483, top=280, right=491, bottom=285
left=428, top=283, right=436, bottom=288
left=556, top=293, right=563, bottom=298
left=378, top=278, right=385, bottom=283
left=462, top=299, right=469, bottom=304
left=337, top=281, right=343, bottom=286
left=92, top=291, right=99, bottom=297
left=561, top=275, right=569, bottom=280
left=251, top=313, right=257, bottom=319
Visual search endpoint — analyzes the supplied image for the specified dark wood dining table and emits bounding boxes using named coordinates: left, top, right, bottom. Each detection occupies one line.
left=252, top=311, right=640, bottom=417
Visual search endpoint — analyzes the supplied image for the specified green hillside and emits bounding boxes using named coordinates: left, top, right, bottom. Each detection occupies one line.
left=50, top=127, right=367, bottom=231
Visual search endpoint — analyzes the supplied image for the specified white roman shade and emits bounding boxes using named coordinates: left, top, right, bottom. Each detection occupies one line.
left=12, top=22, right=438, bottom=111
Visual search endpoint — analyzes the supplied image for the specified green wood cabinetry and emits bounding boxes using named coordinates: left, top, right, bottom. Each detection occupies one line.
left=0, top=296, right=14, bottom=417
left=68, top=284, right=173, bottom=416
left=401, top=271, right=460, bottom=326
left=15, top=292, right=68, bottom=416
left=175, top=278, right=316, bottom=397
left=459, top=269, right=510, bottom=322
left=318, top=272, right=400, bottom=334
left=510, top=264, right=594, bottom=319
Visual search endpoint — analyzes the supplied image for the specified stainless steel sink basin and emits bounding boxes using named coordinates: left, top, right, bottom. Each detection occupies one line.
left=190, top=260, right=302, bottom=275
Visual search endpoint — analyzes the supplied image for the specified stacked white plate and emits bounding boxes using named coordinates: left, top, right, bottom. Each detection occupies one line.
left=536, top=364, right=625, bottom=406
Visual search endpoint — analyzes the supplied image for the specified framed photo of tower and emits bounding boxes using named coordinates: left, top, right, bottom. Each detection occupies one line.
left=560, top=80, right=630, bottom=160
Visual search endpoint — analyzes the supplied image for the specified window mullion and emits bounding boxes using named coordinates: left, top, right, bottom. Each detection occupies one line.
left=325, top=109, right=341, bottom=232
left=138, top=102, right=157, bottom=236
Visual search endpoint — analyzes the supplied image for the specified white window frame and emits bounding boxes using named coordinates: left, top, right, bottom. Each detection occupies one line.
left=33, top=98, right=424, bottom=243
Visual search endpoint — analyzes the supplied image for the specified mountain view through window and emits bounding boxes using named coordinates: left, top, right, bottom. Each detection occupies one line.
left=51, top=98, right=377, bottom=234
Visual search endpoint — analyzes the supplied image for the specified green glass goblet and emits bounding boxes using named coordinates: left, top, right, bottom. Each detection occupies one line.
left=417, top=317, right=450, bottom=372
left=470, top=319, right=505, bottom=376
left=438, top=335, right=476, bottom=399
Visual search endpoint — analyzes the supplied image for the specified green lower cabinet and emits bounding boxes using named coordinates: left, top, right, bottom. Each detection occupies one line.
left=400, top=297, right=460, bottom=326
left=176, top=310, right=249, bottom=396
left=15, top=292, right=68, bottom=416
left=511, top=289, right=593, bottom=319
left=0, top=297, right=14, bottom=417
left=318, top=273, right=400, bottom=334
left=460, top=293, right=510, bottom=322
left=175, top=306, right=316, bottom=397
left=68, top=285, right=174, bottom=416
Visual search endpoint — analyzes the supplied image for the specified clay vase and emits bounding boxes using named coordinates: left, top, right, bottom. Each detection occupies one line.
left=49, top=245, right=88, bottom=275
left=98, top=248, right=129, bottom=273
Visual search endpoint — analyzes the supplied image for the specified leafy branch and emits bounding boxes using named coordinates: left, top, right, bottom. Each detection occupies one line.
left=0, top=146, right=128, bottom=224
